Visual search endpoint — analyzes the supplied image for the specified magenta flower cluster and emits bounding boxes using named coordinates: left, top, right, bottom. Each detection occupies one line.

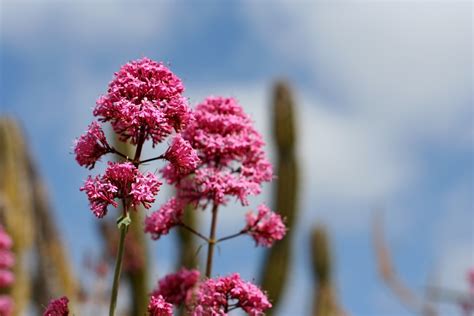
left=62, top=57, right=288, bottom=315
left=245, top=204, right=287, bottom=247
left=162, top=96, right=273, bottom=206
left=191, top=273, right=271, bottom=316
left=43, top=297, right=69, bottom=316
left=80, top=162, right=161, bottom=218
left=0, top=226, right=14, bottom=316
left=94, top=58, right=190, bottom=146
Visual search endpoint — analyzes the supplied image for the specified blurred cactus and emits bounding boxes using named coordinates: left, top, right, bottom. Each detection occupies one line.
left=28, top=151, right=78, bottom=309
left=0, top=117, right=77, bottom=315
left=0, top=117, right=33, bottom=315
left=259, top=81, right=299, bottom=313
left=177, top=203, right=198, bottom=269
left=311, top=225, right=344, bottom=316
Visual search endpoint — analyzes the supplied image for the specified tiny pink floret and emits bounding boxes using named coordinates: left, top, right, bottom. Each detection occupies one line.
left=145, top=197, right=184, bottom=240
left=43, top=296, right=69, bottom=316
left=246, top=204, right=286, bottom=247
left=147, top=295, right=173, bottom=316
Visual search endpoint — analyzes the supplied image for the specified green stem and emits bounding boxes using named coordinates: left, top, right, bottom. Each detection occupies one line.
left=109, top=214, right=130, bottom=316
left=205, top=203, right=219, bottom=278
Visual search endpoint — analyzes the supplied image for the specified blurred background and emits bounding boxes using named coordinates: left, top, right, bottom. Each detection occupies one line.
left=0, top=1, right=472, bottom=315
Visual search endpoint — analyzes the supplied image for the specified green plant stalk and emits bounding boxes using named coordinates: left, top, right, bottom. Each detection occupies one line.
left=109, top=213, right=130, bottom=316
left=109, top=131, right=145, bottom=316
left=205, top=203, right=219, bottom=278
left=177, top=203, right=198, bottom=269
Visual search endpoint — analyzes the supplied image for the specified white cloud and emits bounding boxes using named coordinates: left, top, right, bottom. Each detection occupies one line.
left=246, top=1, right=473, bottom=146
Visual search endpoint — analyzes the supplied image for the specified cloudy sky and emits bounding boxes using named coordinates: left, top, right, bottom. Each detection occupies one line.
left=1, top=1, right=472, bottom=315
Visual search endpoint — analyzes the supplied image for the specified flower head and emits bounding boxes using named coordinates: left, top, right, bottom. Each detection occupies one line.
left=152, top=268, right=200, bottom=305
left=0, top=229, right=12, bottom=250
left=191, top=273, right=271, bottom=316
left=43, top=296, right=69, bottom=316
left=0, top=251, right=14, bottom=269
left=147, top=295, right=173, bottom=316
left=144, top=197, right=184, bottom=240
left=0, top=270, right=13, bottom=288
left=81, top=162, right=161, bottom=218
left=165, top=96, right=273, bottom=206
left=164, top=135, right=200, bottom=175
left=94, top=57, right=190, bottom=146
left=245, top=204, right=286, bottom=247
left=74, top=121, right=110, bottom=169
left=0, top=295, right=13, bottom=316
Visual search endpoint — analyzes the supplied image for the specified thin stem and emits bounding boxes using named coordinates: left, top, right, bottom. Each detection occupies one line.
left=109, top=214, right=129, bottom=316
left=139, top=154, right=165, bottom=165
left=205, top=203, right=219, bottom=278
left=216, top=229, right=248, bottom=243
left=179, top=222, right=209, bottom=243
left=108, top=131, right=145, bottom=316
left=109, top=147, right=131, bottom=161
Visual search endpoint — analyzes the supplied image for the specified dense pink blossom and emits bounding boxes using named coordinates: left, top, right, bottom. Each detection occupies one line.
left=74, top=121, right=110, bottom=169
left=0, top=229, right=12, bottom=250
left=94, top=57, right=190, bottom=146
left=147, top=295, right=173, bottom=316
left=43, top=296, right=69, bottom=316
left=0, top=271, right=13, bottom=288
left=0, top=251, right=14, bottom=269
left=144, top=198, right=184, bottom=240
left=191, top=273, right=271, bottom=316
left=245, top=204, right=286, bottom=247
left=164, top=135, right=200, bottom=174
left=166, top=96, right=273, bottom=206
left=0, top=296, right=13, bottom=316
left=152, top=268, right=200, bottom=305
left=81, top=162, right=161, bottom=218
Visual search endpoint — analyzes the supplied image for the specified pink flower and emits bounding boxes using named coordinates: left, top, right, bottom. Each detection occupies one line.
left=0, top=229, right=12, bottom=250
left=0, top=271, right=13, bottom=288
left=0, top=295, right=13, bottom=316
left=43, top=296, right=69, bottom=316
left=145, top=198, right=184, bottom=240
left=147, top=295, right=173, bottom=316
left=0, top=251, right=14, bottom=269
left=245, top=204, right=286, bottom=247
left=94, top=57, right=191, bottom=146
left=164, top=135, right=200, bottom=174
left=152, top=268, right=200, bottom=305
left=81, top=162, right=161, bottom=218
left=191, top=273, right=271, bottom=316
left=166, top=96, right=273, bottom=206
left=74, top=121, right=110, bottom=169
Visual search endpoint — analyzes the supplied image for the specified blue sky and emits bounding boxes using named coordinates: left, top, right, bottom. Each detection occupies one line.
left=1, top=1, right=473, bottom=315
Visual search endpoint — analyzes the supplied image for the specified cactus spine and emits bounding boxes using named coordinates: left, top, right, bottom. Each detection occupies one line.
left=259, top=81, right=299, bottom=313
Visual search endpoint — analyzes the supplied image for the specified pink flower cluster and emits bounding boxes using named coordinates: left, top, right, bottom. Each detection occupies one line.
left=74, top=121, right=110, bottom=169
left=164, top=135, right=200, bottom=175
left=144, top=198, right=184, bottom=240
left=191, top=273, right=271, bottom=316
left=164, top=96, right=273, bottom=206
left=245, top=204, right=287, bottom=247
left=0, top=227, right=14, bottom=316
left=147, top=295, right=173, bottom=316
left=43, top=296, right=69, bottom=316
left=81, top=162, right=161, bottom=218
left=94, top=58, right=190, bottom=146
left=151, top=268, right=200, bottom=305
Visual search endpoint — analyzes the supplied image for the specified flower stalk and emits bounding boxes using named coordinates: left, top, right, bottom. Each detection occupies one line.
left=205, top=203, right=219, bottom=278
